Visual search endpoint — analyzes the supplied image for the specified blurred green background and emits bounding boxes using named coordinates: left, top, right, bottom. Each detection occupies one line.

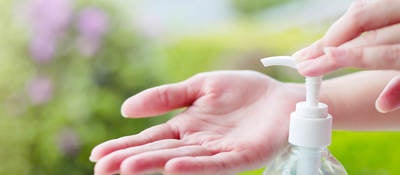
left=1, top=0, right=399, bottom=174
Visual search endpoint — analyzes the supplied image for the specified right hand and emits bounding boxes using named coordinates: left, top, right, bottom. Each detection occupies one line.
left=293, top=0, right=400, bottom=113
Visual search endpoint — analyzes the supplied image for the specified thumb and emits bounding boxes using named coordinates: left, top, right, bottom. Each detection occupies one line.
left=376, top=75, right=400, bottom=113
left=121, top=77, right=202, bottom=118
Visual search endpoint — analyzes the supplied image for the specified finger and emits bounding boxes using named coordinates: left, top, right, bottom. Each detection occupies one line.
left=298, top=23, right=400, bottom=76
left=294, top=0, right=400, bottom=60
left=94, top=139, right=191, bottom=175
left=165, top=151, right=249, bottom=175
left=90, top=124, right=177, bottom=162
left=121, top=77, right=202, bottom=118
left=376, top=75, right=400, bottom=113
left=119, top=145, right=212, bottom=175
left=324, top=0, right=400, bottom=48
left=297, top=48, right=341, bottom=76
left=341, top=23, right=400, bottom=49
left=298, top=45, right=400, bottom=76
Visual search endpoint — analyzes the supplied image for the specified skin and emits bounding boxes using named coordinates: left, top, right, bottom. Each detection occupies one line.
left=293, top=0, right=400, bottom=112
left=90, top=71, right=302, bottom=175
left=90, top=70, right=400, bottom=175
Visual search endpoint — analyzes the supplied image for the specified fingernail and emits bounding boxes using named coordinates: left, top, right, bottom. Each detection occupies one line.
left=89, top=147, right=100, bottom=162
left=297, top=60, right=314, bottom=71
left=121, top=99, right=130, bottom=118
left=297, top=59, right=318, bottom=76
left=375, top=76, right=400, bottom=113
left=89, top=155, right=97, bottom=162
left=374, top=99, right=399, bottom=113
left=121, top=108, right=128, bottom=118
left=294, top=41, right=324, bottom=62
left=375, top=103, right=388, bottom=114
left=293, top=46, right=310, bottom=62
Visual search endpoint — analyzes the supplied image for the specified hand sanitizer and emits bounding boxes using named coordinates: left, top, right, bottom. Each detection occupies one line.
left=260, top=56, right=347, bottom=175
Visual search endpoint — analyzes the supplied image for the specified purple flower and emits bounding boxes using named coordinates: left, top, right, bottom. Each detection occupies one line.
left=57, top=128, right=81, bottom=157
left=29, top=32, right=57, bottom=64
left=26, top=0, right=73, bottom=63
left=26, top=75, right=53, bottom=105
left=28, top=0, right=72, bottom=34
left=76, top=7, right=108, bottom=56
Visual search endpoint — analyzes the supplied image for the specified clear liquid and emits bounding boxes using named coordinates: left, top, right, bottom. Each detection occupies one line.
left=263, top=145, right=347, bottom=175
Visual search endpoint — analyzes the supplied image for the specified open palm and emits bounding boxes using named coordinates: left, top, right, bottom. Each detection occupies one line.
left=90, top=71, right=305, bottom=175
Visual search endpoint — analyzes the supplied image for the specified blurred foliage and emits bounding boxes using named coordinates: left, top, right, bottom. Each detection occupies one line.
left=231, top=0, right=292, bottom=16
left=1, top=0, right=165, bottom=174
left=1, top=0, right=400, bottom=175
left=159, top=23, right=317, bottom=83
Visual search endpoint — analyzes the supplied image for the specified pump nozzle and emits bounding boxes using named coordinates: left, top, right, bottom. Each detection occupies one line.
left=261, top=56, right=321, bottom=107
left=261, top=56, right=297, bottom=69
left=260, top=56, right=332, bottom=148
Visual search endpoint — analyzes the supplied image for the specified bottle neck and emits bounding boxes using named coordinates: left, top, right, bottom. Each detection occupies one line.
left=290, top=144, right=326, bottom=175
left=290, top=144, right=329, bottom=153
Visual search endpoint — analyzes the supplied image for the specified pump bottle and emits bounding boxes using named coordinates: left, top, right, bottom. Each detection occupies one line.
left=260, top=56, right=347, bottom=175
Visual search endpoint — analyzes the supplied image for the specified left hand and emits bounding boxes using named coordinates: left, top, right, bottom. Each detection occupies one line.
left=89, top=71, right=304, bottom=175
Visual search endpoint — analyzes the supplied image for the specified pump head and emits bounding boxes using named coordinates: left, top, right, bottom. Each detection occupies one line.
left=261, top=56, right=322, bottom=107
left=261, top=56, right=332, bottom=148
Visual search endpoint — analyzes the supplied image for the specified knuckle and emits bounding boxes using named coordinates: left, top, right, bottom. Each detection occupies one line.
left=391, top=46, right=400, bottom=59
left=188, top=72, right=209, bottom=86
left=385, top=46, right=400, bottom=68
left=336, top=48, right=364, bottom=67
left=357, top=47, right=365, bottom=61
left=356, top=47, right=367, bottom=67
left=325, top=48, right=351, bottom=67
left=326, top=54, right=341, bottom=67
left=157, top=86, right=171, bottom=107
left=348, top=1, right=366, bottom=15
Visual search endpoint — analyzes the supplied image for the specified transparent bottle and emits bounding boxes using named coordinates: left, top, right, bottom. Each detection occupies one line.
left=260, top=56, right=348, bottom=175
left=263, top=145, right=347, bottom=175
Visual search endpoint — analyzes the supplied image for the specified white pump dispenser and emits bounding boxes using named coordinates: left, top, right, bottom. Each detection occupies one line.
left=260, top=56, right=347, bottom=175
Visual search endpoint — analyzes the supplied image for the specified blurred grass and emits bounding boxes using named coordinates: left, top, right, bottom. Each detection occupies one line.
left=330, top=131, right=400, bottom=175
left=239, top=132, right=400, bottom=175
